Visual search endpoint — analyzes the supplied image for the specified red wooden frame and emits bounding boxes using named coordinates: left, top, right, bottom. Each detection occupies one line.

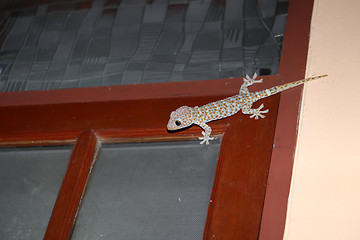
left=44, top=130, right=99, bottom=239
left=0, top=0, right=314, bottom=239
left=0, top=88, right=279, bottom=240
left=259, top=0, right=315, bottom=239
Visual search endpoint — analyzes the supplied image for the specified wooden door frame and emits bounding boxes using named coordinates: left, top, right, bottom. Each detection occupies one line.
left=0, top=0, right=314, bottom=239
left=0, top=84, right=280, bottom=240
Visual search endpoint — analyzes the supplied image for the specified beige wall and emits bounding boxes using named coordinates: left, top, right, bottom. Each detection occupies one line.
left=283, top=0, right=360, bottom=239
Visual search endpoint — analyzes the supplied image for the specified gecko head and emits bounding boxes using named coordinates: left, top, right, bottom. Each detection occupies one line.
left=167, top=106, right=193, bottom=131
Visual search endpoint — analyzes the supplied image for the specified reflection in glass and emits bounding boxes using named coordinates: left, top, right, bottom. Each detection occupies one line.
left=72, top=140, right=221, bottom=240
left=0, top=146, right=72, bottom=240
left=0, top=1, right=288, bottom=91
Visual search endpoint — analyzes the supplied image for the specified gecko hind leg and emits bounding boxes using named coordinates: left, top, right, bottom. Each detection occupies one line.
left=239, top=73, right=263, bottom=95
left=242, top=103, right=269, bottom=120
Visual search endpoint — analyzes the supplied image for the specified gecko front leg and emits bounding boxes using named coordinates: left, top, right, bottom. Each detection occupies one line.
left=239, top=73, right=263, bottom=94
left=197, top=123, right=214, bottom=145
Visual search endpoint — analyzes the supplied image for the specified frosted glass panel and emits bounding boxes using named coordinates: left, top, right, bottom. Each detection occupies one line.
left=0, top=146, right=72, bottom=240
left=0, top=0, right=288, bottom=91
left=72, top=140, right=221, bottom=240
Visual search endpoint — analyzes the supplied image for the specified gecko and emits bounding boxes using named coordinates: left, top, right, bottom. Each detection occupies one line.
left=167, top=73, right=328, bottom=145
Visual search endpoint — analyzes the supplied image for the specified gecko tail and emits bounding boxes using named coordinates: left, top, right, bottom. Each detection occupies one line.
left=274, top=74, right=328, bottom=93
left=256, top=74, right=328, bottom=99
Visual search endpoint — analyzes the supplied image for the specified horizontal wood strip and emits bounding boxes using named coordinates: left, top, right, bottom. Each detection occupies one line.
left=0, top=75, right=281, bottom=107
left=96, top=124, right=228, bottom=143
left=0, top=132, right=78, bottom=147
left=0, top=96, right=236, bottom=136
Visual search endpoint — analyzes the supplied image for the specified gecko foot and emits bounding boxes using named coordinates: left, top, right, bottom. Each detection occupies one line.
left=249, top=104, right=269, bottom=120
left=198, top=131, right=214, bottom=145
left=243, top=73, right=263, bottom=86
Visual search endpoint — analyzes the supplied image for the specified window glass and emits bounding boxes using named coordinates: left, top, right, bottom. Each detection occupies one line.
left=72, top=140, right=221, bottom=240
left=0, top=0, right=288, bottom=91
left=0, top=146, right=72, bottom=240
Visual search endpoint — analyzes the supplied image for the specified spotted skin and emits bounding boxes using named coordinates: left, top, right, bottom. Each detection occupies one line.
left=167, top=74, right=328, bottom=144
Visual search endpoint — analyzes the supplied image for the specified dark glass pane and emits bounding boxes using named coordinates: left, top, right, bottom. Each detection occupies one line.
left=0, top=146, right=72, bottom=240
left=72, top=140, right=221, bottom=240
left=0, top=0, right=288, bottom=91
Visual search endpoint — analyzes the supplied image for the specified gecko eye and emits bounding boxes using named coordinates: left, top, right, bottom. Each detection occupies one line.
left=175, top=120, right=181, bottom=126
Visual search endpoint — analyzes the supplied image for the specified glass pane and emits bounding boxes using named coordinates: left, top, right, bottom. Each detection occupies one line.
left=72, top=140, right=221, bottom=240
left=0, top=146, right=72, bottom=240
left=0, top=0, right=288, bottom=91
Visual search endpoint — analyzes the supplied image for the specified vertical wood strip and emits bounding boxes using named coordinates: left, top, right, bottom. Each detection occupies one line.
left=44, top=130, right=99, bottom=240
left=203, top=95, right=280, bottom=239
left=259, top=0, right=315, bottom=239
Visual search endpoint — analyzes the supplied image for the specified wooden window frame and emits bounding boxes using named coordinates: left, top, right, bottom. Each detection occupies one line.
left=0, top=0, right=314, bottom=239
